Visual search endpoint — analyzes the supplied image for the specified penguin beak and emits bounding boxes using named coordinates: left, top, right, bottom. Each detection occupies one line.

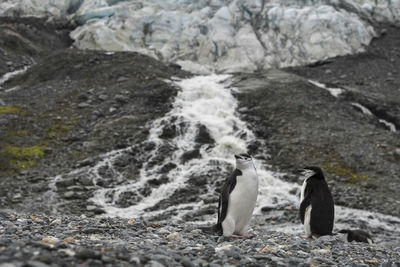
left=295, top=168, right=305, bottom=175
left=234, top=154, right=240, bottom=159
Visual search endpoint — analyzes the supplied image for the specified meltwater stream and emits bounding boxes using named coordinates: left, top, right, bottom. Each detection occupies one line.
left=89, top=74, right=297, bottom=220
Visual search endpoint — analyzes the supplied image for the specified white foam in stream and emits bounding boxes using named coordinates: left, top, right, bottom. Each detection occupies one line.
left=0, top=66, right=30, bottom=90
left=308, top=79, right=344, bottom=97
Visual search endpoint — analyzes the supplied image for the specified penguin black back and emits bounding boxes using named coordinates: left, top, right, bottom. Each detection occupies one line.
left=216, top=168, right=241, bottom=235
left=299, top=166, right=334, bottom=236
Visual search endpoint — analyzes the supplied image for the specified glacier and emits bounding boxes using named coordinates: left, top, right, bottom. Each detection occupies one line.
left=1, top=0, right=400, bottom=73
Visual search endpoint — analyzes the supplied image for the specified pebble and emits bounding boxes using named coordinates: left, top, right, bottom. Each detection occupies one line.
left=98, top=94, right=108, bottom=101
left=41, top=236, right=60, bottom=245
left=78, top=102, right=90, bottom=108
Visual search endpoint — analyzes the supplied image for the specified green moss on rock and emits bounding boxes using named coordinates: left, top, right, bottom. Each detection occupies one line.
left=6, top=130, right=29, bottom=137
left=2, top=143, right=47, bottom=170
left=323, top=162, right=368, bottom=183
left=0, top=105, right=23, bottom=114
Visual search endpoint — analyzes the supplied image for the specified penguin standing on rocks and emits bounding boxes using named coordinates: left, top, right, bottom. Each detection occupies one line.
left=338, top=229, right=374, bottom=244
left=202, top=153, right=258, bottom=238
left=297, top=166, right=334, bottom=238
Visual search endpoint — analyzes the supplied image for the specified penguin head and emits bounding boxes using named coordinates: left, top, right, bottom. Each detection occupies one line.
left=234, top=153, right=253, bottom=169
left=297, top=166, right=324, bottom=180
left=234, top=153, right=252, bottom=161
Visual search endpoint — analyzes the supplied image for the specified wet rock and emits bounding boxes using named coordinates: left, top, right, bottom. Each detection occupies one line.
left=160, top=124, right=177, bottom=139
left=160, top=163, right=177, bottom=174
left=195, top=124, right=214, bottom=145
left=55, top=178, right=75, bottom=188
left=180, top=149, right=201, bottom=163
left=76, top=157, right=95, bottom=167
left=147, top=176, right=169, bottom=186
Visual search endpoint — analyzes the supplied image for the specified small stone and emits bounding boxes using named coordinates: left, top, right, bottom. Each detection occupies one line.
left=261, top=245, right=275, bottom=252
left=75, top=248, right=102, bottom=260
left=166, top=232, right=180, bottom=239
left=42, top=236, right=60, bottom=244
left=78, top=102, right=90, bottom=108
left=78, top=93, right=90, bottom=101
left=128, top=219, right=136, bottom=224
left=215, top=243, right=233, bottom=252
left=50, top=219, right=61, bottom=225
left=63, top=191, right=75, bottom=199
left=147, top=222, right=163, bottom=228
left=117, top=76, right=129, bottom=82
left=181, top=257, right=196, bottom=267
left=58, top=249, right=75, bottom=257
left=115, top=94, right=128, bottom=103
left=25, top=261, right=50, bottom=267
left=310, top=248, right=330, bottom=254
left=98, top=94, right=108, bottom=101
left=63, top=237, right=76, bottom=243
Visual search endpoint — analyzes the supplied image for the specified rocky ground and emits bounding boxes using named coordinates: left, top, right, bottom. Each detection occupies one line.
left=1, top=17, right=400, bottom=266
left=0, top=210, right=399, bottom=267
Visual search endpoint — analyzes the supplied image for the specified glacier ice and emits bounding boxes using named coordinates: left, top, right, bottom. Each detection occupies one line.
left=1, top=0, right=399, bottom=72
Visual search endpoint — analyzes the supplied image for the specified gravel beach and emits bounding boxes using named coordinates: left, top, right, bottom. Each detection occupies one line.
left=0, top=211, right=399, bottom=267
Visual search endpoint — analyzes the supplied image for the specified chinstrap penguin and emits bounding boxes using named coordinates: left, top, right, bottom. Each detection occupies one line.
left=202, top=153, right=258, bottom=238
left=338, top=229, right=373, bottom=244
left=297, top=166, right=334, bottom=239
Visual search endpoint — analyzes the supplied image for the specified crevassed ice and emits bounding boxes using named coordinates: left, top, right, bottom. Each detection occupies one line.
left=5, top=0, right=400, bottom=72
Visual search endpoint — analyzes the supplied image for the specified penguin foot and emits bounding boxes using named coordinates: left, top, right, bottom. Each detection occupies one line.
left=229, top=234, right=255, bottom=239
left=229, top=234, right=244, bottom=238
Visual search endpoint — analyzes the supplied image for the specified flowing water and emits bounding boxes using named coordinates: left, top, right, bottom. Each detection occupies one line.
left=87, top=74, right=297, bottom=220
left=0, top=66, right=30, bottom=92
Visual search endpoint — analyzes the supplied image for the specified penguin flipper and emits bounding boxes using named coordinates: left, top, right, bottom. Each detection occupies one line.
left=217, top=169, right=241, bottom=231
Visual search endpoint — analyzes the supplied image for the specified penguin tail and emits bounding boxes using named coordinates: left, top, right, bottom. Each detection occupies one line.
left=336, top=229, right=349, bottom=234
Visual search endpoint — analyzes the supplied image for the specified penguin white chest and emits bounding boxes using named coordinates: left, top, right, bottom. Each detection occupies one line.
left=300, top=178, right=312, bottom=236
left=300, top=178, right=309, bottom=203
left=227, top=169, right=258, bottom=229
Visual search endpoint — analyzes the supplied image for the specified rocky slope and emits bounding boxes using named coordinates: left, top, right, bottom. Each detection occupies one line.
left=0, top=17, right=189, bottom=215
